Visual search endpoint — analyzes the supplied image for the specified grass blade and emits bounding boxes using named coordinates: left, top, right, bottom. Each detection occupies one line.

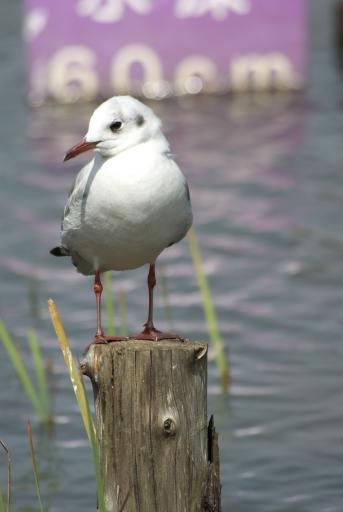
left=47, top=299, right=94, bottom=441
left=187, top=227, right=230, bottom=392
left=48, top=299, right=106, bottom=511
left=0, top=440, right=11, bottom=512
left=78, top=374, right=106, bottom=512
left=27, top=329, right=50, bottom=419
left=118, top=289, right=128, bottom=337
left=27, top=421, right=44, bottom=512
left=0, top=321, right=44, bottom=419
left=104, top=272, right=116, bottom=337
left=160, top=265, right=174, bottom=330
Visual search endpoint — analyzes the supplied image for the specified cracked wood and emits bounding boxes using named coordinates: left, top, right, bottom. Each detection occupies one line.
left=81, top=339, right=220, bottom=512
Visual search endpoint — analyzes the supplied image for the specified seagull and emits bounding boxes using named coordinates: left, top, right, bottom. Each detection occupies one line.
left=50, top=96, right=193, bottom=343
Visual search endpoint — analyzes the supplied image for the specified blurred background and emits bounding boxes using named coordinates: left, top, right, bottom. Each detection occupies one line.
left=1, top=0, right=343, bottom=510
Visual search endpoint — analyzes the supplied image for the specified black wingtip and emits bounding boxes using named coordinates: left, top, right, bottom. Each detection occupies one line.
left=50, top=247, right=65, bottom=257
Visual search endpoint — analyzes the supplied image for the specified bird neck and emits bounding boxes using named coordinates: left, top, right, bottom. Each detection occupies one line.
left=100, top=133, right=170, bottom=162
left=146, top=132, right=170, bottom=154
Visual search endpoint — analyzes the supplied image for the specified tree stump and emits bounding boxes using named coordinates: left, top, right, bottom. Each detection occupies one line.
left=81, top=340, right=221, bottom=512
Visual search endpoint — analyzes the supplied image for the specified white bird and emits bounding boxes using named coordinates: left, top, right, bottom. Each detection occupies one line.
left=51, top=96, right=193, bottom=343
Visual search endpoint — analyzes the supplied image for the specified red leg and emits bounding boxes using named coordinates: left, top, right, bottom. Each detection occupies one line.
left=145, top=263, right=156, bottom=332
left=94, top=271, right=104, bottom=338
left=89, top=271, right=129, bottom=348
left=131, top=263, right=183, bottom=341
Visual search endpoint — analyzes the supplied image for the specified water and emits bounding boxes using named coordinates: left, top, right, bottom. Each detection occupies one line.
left=1, top=1, right=343, bottom=510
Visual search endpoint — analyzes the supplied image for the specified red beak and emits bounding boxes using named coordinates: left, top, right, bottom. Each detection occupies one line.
left=64, top=139, right=99, bottom=162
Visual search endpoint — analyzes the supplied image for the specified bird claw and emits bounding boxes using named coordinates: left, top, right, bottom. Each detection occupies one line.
left=83, top=334, right=130, bottom=354
left=93, top=335, right=109, bottom=344
left=130, top=328, right=184, bottom=342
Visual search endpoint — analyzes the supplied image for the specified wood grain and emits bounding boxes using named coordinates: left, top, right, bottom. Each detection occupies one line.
left=81, top=340, right=221, bottom=512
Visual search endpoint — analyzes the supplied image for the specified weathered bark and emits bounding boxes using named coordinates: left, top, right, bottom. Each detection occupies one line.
left=81, top=340, right=221, bottom=512
left=203, top=416, right=222, bottom=511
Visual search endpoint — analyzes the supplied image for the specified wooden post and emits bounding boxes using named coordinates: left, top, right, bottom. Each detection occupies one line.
left=81, top=340, right=221, bottom=512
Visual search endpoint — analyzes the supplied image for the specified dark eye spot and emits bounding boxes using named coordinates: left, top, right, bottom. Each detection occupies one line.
left=136, top=115, right=145, bottom=127
left=110, top=121, right=122, bottom=132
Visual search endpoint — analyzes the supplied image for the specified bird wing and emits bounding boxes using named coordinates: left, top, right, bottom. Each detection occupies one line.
left=164, top=157, right=193, bottom=247
left=61, top=159, right=95, bottom=233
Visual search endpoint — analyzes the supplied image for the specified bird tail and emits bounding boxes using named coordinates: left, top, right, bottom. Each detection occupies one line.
left=50, top=246, right=69, bottom=257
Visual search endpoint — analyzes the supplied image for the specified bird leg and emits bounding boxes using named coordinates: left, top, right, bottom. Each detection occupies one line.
left=131, top=263, right=183, bottom=341
left=91, top=271, right=129, bottom=346
left=145, top=263, right=156, bottom=332
left=94, top=271, right=105, bottom=340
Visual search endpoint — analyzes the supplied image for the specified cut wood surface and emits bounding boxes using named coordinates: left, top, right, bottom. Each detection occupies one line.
left=81, top=339, right=221, bottom=512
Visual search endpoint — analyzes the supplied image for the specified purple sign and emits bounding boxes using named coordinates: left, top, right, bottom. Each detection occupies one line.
left=24, top=0, right=307, bottom=104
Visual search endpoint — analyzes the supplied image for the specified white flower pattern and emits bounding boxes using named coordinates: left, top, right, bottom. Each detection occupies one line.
left=77, top=0, right=152, bottom=23
left=174, top=0, right=251, bottom=20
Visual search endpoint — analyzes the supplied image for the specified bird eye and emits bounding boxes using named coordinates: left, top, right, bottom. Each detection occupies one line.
left=109, top=121, right=122, bottom=132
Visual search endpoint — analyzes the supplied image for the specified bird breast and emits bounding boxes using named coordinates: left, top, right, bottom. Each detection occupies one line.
left=62, top=143, right=192, bottom=271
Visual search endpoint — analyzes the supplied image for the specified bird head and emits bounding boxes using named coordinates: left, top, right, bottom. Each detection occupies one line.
left=64, top=96, right=164, bottom=161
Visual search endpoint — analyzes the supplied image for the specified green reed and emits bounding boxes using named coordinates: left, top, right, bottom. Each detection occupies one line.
left=104, top=273, right=129, bottom=337
left=102, top=234, right=229, bottom=393
left=27, top=421, right=44, bottom=512
left=118, top=288, right=128, bottom=337
left=48, top=299, right=106, bottom=512
left=187, top=227, right=230, bottom=392
left=0, top=440, right=11, bottom=512
left=0, top=430, right=46, bottom=512
left=27, top=330, right=50, bottom=417
left=160, top=265, right=174, bottom=330
left=0, top=322, right=51, bottom=422
left=104, top=272, right=116, bottom=336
